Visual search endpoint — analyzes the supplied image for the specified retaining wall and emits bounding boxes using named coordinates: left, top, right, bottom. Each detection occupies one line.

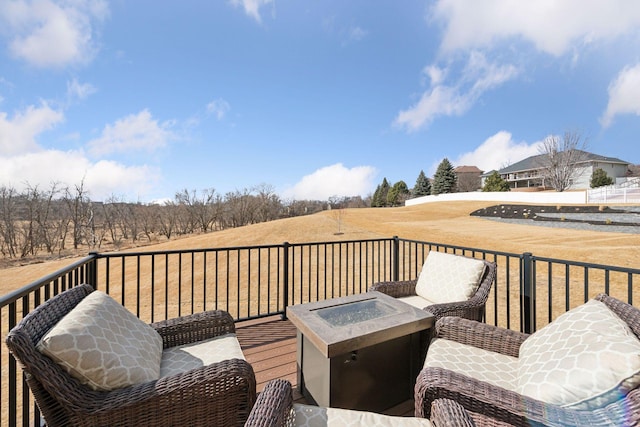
left=405, top=191, right=588, bottom=206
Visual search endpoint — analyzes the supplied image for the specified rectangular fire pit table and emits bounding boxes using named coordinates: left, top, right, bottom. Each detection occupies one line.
left=286, top=291, right=434, bottom=412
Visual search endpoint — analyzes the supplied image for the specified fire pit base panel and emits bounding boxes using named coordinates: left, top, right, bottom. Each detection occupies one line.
left=297, top=330, right=424, bottom=412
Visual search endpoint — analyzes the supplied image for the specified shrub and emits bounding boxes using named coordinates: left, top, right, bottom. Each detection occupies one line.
left=482, top=172, right=510, bottom=192
left=590, top=168, right=614, bottom=188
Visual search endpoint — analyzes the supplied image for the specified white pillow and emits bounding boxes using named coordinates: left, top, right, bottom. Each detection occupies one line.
left=517, top=299, right=640, bottom=409
left=415, top=251, right=486, bottom=304
left=292, top=403, right=432, bottom=426
left=160, top=333, right=245, bottom=378
left=37, top=290, right=163, bottom=391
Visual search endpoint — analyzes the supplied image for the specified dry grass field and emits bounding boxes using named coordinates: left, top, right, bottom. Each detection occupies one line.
left=2, top=200, right=639, bottom=425
left=1, top=200, right=639, bottom=296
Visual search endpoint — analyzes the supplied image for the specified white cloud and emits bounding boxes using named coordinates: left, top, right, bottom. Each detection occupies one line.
left=0, top=105, right=162, bottom=201
left=0, top=149, right=159, bottom=201
left=0, top=0, right=109, bottom=68
left=431, top=0, right=640, bottom=56
left=422, top=65, right=446, bottom=86
left=398, top=1, right=640, bottom=133
left=229, top=0, right=273, bottom=23
left=87, top=110, right=175, bottom=157
left=67, top=77, right=96, bottom=102
left=0, top=102, right=64, bottom=155
left=282, top=163, right=377, bottom=200
left=395, top=52, right=518, bottom=132
left=600, top=63, right=640, bottom=127
left=84, top=159, right=160, bottom=200
left=206, top=98, right=231, bottom=120
left=347, top=26, right=368, bottom=43
left=453, top=131, right=543, bottom=173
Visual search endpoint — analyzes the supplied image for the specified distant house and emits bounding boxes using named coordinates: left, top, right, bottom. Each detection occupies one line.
left=496, top=150, right=629, bottom=191
left=454, top=165, right=483, bottom=192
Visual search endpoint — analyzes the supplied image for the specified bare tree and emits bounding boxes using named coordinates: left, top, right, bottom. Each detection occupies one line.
left=0, top=185, right=19, bottom=258
left=102, top=196, right=128, bottom=248
left=21, top=184, right=62, bottom=257
left=137, top=203, right=160, bottom=242
left=158, top=201, right=179, bottom=239
left=63, top=180, right=94, bottom=249
left=628, top=164, right=640, bottom=177
left=175, top=188, right=220, bottom=233
left=223, top=188, right=263, bottom=228
left=254, top=183, right=281, bottom=223
left=32, top=183, right=65, bottom=254
left=328, top=196, right=347, bottom=235
left=537, top=131, right=589, bottom=192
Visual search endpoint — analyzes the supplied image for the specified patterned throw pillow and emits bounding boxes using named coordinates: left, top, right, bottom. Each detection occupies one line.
left=37, top=290, right=163, bottom=391
left=415, top=251, right=486, bottom=304
left=517, top=299, right=640, bottom=409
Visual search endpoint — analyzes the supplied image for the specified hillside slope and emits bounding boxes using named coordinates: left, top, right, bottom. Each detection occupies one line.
left=1, top=200, right=638, bottom=295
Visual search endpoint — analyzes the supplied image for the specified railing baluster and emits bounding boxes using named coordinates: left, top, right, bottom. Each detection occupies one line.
left=282, top=243, right=289, bottom=316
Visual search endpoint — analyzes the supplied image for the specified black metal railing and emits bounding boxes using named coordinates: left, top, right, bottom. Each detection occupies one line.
left=1, top=236, right=639, bottom=426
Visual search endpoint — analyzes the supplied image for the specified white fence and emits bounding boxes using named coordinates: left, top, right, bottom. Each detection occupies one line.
left=405, top=191, right=588, bottom=207
left=586, top=187, right=640, bottom=204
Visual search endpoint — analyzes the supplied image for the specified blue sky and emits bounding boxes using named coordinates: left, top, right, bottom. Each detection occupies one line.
left=1, top=1, right=639, bottom=202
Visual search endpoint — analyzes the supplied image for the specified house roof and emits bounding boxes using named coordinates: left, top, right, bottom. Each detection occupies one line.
left=498, top=150, right=629, bottom=174
left=454, top=165, right=483, bottom=173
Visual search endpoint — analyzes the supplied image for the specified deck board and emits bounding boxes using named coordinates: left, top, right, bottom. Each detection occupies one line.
left=235, top=315, right=415, bottom=416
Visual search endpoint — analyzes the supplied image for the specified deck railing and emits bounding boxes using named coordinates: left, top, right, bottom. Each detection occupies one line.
left=1, top=236, right=639, bottom=426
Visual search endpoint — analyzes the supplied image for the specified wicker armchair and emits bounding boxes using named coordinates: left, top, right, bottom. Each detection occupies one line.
left=5, top=284, right=256, bottom=427
left=370, top=252, right=496, bottom=322
left=244, top=378, right=477, bottom=427
left=415, top=293, right=640, bottom=427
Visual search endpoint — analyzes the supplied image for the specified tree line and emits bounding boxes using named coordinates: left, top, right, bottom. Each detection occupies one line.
left=3, top=133, right=634, bottom=258
left=371, top=158, right=464, bottom=207
left=371, top=132, right=637, bottom=207
left=0, top=182, right=368, bottom=260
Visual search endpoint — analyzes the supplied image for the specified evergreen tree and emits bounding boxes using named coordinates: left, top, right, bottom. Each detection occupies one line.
left=590, top=168, right=614, bottom=188
left=387, top=181, right=409, bottom=206
left=482, top=171, right=510, bottom=192
left=412, top=170, right=431, bottom=197
left=371, top=184, right=382, bottom=207
left=380, top=178, right=391, bottom=206
left=372, top=178, right=391, bottom=207
left=432, top=158, right=457, bottom=195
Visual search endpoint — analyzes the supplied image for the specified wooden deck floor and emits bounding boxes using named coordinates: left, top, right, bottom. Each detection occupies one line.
left=235, top=315, right=415, bottom=417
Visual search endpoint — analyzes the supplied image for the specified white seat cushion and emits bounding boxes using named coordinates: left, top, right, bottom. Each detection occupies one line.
left=398, top=294, right=436, bottom=309
left=160, top=333, right=245, bottom=378
left=292, top=403, right=432, bottom=426
left=518, top=299, right=640, bottom=409
left=37, top=290, right=163, bottom=391
left=425, top=338, right=519, bottom=391
left=415, top=252, right=486, bottom=304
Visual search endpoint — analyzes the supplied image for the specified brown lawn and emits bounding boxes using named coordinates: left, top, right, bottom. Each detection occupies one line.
left=1, top=200, right=639, bottom=296
left=2, top=200, right=639, bottom=425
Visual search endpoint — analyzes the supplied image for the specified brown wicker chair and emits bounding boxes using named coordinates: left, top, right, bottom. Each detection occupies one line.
left=5, top=284, right=256, bottom=427
left=370, top=253, right=496, bottom=322
left=415, top=293, right=640, bottom=427
left=244, top=378, right=477, bottom=427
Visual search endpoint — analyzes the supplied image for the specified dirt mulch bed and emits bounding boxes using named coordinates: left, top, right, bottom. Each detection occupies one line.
left=470, top=204, right=640, bottom=227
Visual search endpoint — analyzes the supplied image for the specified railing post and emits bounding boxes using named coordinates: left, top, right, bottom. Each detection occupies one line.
left=393, top=236, right=400, bottom=282
left=8, top=302, right=16, bottom=427
left=88, top=252, right=98, bottom=289
left=522, top=252, right=534, bottom=333
left=282, top=242, right=290, bottom=319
